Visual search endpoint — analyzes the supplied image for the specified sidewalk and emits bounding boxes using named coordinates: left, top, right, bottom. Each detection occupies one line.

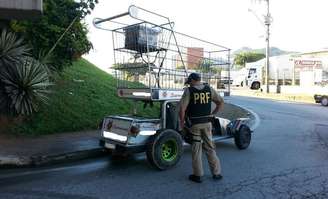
left=0, top=130, right=105, bottom=168
left=231, top=87, right=315, bottom=104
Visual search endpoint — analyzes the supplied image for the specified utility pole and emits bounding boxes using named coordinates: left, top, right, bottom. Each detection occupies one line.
left=249, top=0, right=272, bottom=93
left=263, top=0, right=271, bottom=93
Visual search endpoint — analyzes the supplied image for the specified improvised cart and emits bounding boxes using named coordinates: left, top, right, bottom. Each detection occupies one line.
left=94, top=5, right=252, bottom=170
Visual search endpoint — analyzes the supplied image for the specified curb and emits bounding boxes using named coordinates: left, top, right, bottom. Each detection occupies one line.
left=0, top=148, right=106, bottom=169
left=0, top=156, right=32, bottom=168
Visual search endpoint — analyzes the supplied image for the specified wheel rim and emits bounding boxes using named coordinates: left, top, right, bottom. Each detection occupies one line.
left=161, top=139, right=178, bottom=162
left=322, top=98, right=328, bottom=106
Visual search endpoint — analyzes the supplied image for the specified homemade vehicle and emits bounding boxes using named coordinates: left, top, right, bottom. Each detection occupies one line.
left=94, top=5, right=252, bottom=170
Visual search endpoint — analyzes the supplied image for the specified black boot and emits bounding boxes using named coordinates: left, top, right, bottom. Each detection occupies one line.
left=213, top=174, right=223, bottom=181
left=189, top=174, right=202, bottom=183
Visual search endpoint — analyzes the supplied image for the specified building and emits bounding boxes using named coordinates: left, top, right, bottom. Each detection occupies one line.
left=232, top=50, right=328, bottom=94
left=0, top=0, right=42, bottom=26
left=187, top=47, right=204, bottom=69
left=299, top=49, right=328, bottom=58
left=172, top=47, right=204, bottom=70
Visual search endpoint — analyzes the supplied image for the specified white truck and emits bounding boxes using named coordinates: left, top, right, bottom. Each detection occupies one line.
left=230, top=68, right=247, bottom=87
left=244, top=62, right=263, bottom=90
left=231, top=59, right=265, bottom=89
left=233, top=55, right=323, bottom=90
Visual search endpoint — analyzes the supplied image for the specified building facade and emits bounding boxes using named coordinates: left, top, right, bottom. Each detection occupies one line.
left=0, top=0, right=42, bottom=20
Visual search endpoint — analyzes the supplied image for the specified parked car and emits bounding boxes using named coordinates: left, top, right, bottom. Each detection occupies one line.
left=314, top=94, right=328, bottom=106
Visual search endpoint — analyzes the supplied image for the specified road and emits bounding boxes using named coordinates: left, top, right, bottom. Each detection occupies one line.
left=1, top=96, right=328, bottom=199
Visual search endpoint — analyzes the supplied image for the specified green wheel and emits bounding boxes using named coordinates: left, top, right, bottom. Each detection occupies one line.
left=146, top=129, right=183, bottom=170
left=161, top=139, right=178, bottom=162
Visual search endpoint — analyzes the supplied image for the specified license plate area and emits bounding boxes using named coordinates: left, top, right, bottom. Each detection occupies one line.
left=105, top=143, right=116, bottom=149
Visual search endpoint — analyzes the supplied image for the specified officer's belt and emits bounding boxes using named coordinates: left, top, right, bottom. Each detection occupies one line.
left=189, top=116, right=213, bottom=125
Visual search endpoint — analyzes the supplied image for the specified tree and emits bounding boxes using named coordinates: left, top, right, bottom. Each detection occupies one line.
left=234, top=52, right=265, bottom=68
left=10, top=0, right=98, bottom=71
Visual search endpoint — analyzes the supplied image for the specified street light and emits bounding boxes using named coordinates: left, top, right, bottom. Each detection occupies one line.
left=249, top=0, right=272, bottom=93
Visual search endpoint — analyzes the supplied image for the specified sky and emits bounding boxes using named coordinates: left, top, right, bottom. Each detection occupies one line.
left=83, top=0, right=328, bottom=71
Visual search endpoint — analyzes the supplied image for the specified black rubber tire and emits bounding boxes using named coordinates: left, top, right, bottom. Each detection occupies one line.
left=251, top=82, right=260, bottom=90
left=241, top=81, right=244, bottom=87
left=321, top=97, right=328, bottom=106
left=234, top=125, right=251, bottom=150
left=146, top=129, right=183, bottom=170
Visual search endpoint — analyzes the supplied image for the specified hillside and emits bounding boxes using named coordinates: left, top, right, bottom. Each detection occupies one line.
left=14, top=59, right=159, bottom=135
left=233, top=47, right=296, bottom=56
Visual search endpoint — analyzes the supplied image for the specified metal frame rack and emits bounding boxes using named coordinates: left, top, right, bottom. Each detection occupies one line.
left=93, top=5, right=231, bottom=101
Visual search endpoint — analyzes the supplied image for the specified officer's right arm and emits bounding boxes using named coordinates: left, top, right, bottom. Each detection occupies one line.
left=211, top=87, right=224, bottom=115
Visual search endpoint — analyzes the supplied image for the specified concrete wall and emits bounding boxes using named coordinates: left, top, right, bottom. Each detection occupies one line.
left=260, top=84, right=328, bottom=94
left=280, top=85, right=328, bottom=95
left=0, top=0, right=42, bottom=20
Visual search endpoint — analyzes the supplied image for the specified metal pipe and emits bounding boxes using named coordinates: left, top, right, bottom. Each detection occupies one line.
left=227, top=50, right=231, bottom=95
left=168, top=21, right=188, bottom=77
left=94, top=12, right=129, bottom=24
left=266, top=28, right=270, bottom=93
left=292, top=60, right=295, bottom=85
left=129, top=5, right=170, bottom=21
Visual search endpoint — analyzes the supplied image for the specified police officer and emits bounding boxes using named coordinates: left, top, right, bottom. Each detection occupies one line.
left=179, top=73, right=223, bottom=183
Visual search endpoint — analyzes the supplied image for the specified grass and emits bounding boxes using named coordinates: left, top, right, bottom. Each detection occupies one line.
left=13, top=59, right=159, bottom=135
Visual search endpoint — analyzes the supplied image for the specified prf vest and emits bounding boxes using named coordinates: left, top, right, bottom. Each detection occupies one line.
left=186, top=84, right=212, bottom=124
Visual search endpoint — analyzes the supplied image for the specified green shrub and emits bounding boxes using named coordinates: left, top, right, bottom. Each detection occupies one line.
left=0, top=30, right=52, bottom=116
left=0, top=58, right=52, bottom=115
left=0, top=29, right=30, bottom=67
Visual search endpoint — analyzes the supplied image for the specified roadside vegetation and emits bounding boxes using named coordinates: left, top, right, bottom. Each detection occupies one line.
left=0, top=29, right=53, bottom=116
left=233, top=52, right=265, bottom=69
left=0, top=0, right=117, bottom=135
left=12, top=59, right=159, bottom=135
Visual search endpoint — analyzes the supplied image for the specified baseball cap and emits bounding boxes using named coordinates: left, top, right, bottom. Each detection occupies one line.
left=185, top=73, right=201, bottom=84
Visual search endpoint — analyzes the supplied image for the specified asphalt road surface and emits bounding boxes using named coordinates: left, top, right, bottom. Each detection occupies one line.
left=1, top=96, right=328, bottom=199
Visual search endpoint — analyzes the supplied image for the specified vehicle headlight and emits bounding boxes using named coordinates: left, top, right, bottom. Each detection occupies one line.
left=103, top=131, right=128, bottom=142
left=129, top=124, right=140, bottom=137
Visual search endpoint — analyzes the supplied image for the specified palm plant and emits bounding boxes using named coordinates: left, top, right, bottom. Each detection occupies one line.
left=0, top=29, right=30, bottom=68
left=0, top=30, right=52, bottom=116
